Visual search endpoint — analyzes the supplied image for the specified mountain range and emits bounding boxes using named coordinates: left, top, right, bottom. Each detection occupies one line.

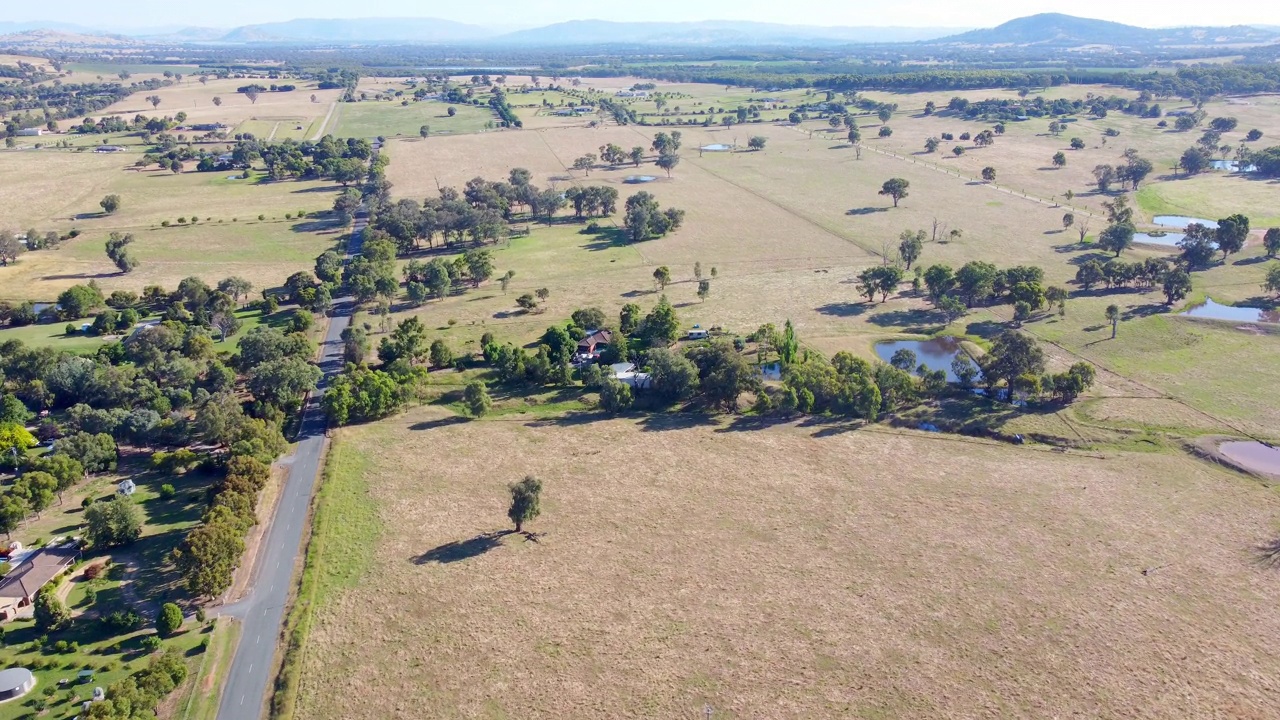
left=1, top=13, right=1277, bottom=47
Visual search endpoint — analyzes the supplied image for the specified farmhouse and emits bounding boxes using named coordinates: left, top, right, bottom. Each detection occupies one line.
left=0, top=543, right=80, bottom=620
left=577, top=329, right=613, bottom=357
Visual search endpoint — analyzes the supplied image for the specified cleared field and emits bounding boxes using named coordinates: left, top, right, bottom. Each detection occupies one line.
left=0, top=218, right=342, bottom=300
left=378, top=106, right=1280, bottom=436
left=0, top=149, right=344, bottom=231
left=92, top=77, right=341, bottom=130
left=295, top=409, right=1280, bottom=719
left=331, top=99, right=498, bottom=138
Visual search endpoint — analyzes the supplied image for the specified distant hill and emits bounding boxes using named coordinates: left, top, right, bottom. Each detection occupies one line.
left=939, top=13, right=1278, bottom=46
left=0, top=29, right=139, bottom=47
left=218, top=17, right=495, bottom=43
left=495, top=20, right=961, bottom=46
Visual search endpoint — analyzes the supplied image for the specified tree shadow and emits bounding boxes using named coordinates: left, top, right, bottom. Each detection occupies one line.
left=638, top=413, right=721, bottom=432
left=408, top=415, right=469, bottom=431
left=41, top=271, right=115, bottom=282
left=1121, top=303, right=1171, bottom=321
left=582, top=227, right=630, bottom=251
left=1064, top=250, right=1112, bottom=267
left=815, top=302, right=869, bottom=317
left=1233, top=256, right=1270, bottom=266
left=524, top=410, right=607, bottom=428
left=715, top=414, right=797, bottom=433
left=846, top=207, right=889, bottom=216
left=289, top=184, right=344, bottom=194
left=412, top=530, right=514, bottom=565
left=868, top=308, right=944, bottom=334
left=964, top=320, right=1007, bottom=339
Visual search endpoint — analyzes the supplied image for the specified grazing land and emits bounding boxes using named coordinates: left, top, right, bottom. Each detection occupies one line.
left=293, top=408, right=1280, bottom=719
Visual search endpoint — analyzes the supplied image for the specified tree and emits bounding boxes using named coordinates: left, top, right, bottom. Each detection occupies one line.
left=1264, top=265, right=1280, bottom=297
left=599, top=377, right=634, bottom=414
left=641, top=296, right=680, bottom=346
left=244, top=88, right=260, bottom=104
left=697, top=279, right=711, bottom=302
left=147, top=95, right=161, bottom=110
left=953, top=146, right=966, bottom=157
left=923, top=264, right=956, bottom=302
left=507, top=475, right=542, bottom=532
left=212, top=96, right=222, bottom=107
left=1215, top=214, right=1249, bottom=259
left=1178, top=224, right=1218, bottom=269
left=879, top=178, right=910, bottom=207
left=33, top=587, right=69, bottom=632
left=419, top=125, right=430, bottom=139
left=1163, top=269, right=1193, bottom=304
left=647, top=347, right=699, bottom=401
left=878, top=126, right=893, bottom=138
left=747, top=136, right=766, bottom=151
left=899, top=232, right=923, bottom=270
left=100, top=194, right=122, bottom=214
left=1070, top=137, right=1085, bottom=150
left=653, top=266, right=671, bottom=292
left=980, top=331, right=1046, bottom=393
left=1265, top=228, right=1280, bottom=258
left=1062, top=213, right=1075, bottom=230
left=1052, top=151, right=1067, bottom=168
left=429, top=339, right=453, bottom=370
left=84, top=496, right=144, bottom=548
left=924, top=137, right=940, bottom=153
left=1105, top=304, right=1120, bottom=338
left=1092, top=164, right=1116, bottom=192
left=464, top=381, right=491, bottom=417
left=1099, top=223, right=1135, bottom=257
left=1180, top=147, right=1210, bottom=174
left=847, top=127, right=861, bottom=145
left=981, top=166, right=996, bottom=183
left=217, top=277, right=253, bottom=305
left=656, top=151, right=680, bottom=178
left=955, top=261, right=998, bottom=306
left=0, top=422, right=36, bottom=465
left=856, top=266, right=905, bottom=303
left=157, top=603, right=183, bottom=636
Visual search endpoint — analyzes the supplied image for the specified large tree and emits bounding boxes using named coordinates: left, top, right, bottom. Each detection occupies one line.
left=879, top=178, right=910, bottom=207
left=507, top=475, right=543, bottom=532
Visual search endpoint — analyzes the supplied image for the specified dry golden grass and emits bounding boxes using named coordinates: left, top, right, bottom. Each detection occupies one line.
left=92, top=77, right=342, bottom=130
left=296, top=408, right=1280, bottom=719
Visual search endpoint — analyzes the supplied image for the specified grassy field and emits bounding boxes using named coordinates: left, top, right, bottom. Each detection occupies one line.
left=332, top=99, right=498, bottom=139
left=292, top=408, right=1280, bottom=719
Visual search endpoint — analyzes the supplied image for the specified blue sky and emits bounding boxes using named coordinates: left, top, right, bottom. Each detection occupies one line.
left=11, top=0, right=1280, bottom=30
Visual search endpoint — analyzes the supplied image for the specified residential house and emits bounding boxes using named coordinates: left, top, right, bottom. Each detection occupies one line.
left=0, top=544, right=80, bottom=620
left=611, top=362, right=652, bottom=390
left=577, top=329, right=613, bottom=358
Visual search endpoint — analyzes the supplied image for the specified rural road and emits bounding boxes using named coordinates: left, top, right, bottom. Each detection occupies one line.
left=215, top=143, right=376, bottom=720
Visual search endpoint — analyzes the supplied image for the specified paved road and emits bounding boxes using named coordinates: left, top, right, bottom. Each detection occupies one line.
left=215, top=144, right=376, bottom=720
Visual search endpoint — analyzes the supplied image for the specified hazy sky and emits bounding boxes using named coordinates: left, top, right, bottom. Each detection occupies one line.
left=11, top=0, right=1280, bottom=30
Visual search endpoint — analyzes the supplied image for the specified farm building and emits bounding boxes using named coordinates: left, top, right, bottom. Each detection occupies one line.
left=15, top=128, right=44, bottom=137
left=611, top=362, right=653, bottom=390
left=94, top=146, right=126, bottom=153
left=0, top=543, right=80, bottom=620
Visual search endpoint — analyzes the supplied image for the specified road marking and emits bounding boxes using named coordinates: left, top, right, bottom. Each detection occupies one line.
left=256, top=634, right=261, bottom=644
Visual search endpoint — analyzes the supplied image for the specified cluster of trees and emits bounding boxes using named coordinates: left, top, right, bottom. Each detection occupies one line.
left=105, top=232, right=138, bottom=274
left=1092, top=150, right=1154, bottom=193
left=1075, top=256, right=1192, bottom=304
left=623, top=192, right=686, bottom=242
left=1177, top=215, right=1252, bottom=269
left=210, top=134, right=380, bottom=183
left=82, top=648, right=189, bottom=720
left=0, top=75, right=138, bottom=133
left=0, top=228, right=73, bottom=266
left=918, top=261, right=1062, bottom=323
left=170, top=454, right=273, bottom=597
left=489, top=87, right=522, bottom=127
left=367, top=168, right=618, bottom=254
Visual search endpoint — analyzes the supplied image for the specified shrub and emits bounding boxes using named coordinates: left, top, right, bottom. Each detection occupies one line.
left=159, top=483, right=176, bottom=499
left=140, top=635, right=162, bottom=651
